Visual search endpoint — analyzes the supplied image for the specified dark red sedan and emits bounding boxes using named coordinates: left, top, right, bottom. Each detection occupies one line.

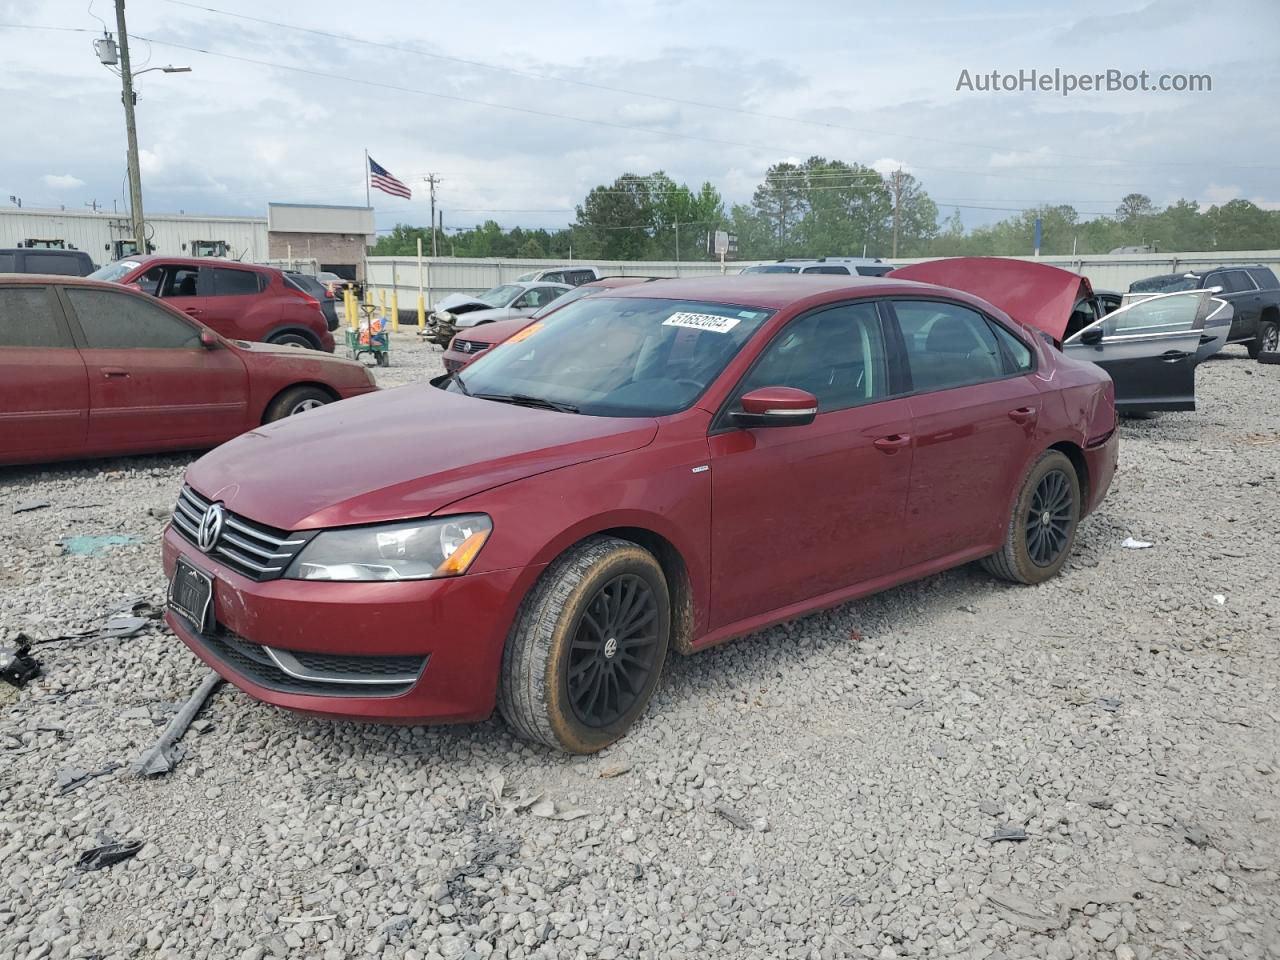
left=89, top=255, right=335, bottom=352
left=0, top=276, right=377, bottom=466
left=163, top=275, right=1117, bottom=752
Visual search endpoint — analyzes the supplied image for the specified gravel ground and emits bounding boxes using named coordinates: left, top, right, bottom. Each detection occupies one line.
left=1, top=335, right=1278, bottom=960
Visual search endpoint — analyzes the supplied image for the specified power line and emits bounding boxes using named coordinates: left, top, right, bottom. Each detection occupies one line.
left=159, top=0, right=1278, bottom=171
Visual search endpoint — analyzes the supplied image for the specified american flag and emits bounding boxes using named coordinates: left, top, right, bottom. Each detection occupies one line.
left=369, top=157, right=412, bottom=199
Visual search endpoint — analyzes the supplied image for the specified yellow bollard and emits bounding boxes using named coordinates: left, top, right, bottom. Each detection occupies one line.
left=390, top=291, right=399, bottom=332
left=378, top=288, right=386, bottom=316
left=345, top=288, right=357, bottom=329
left=364, top=285, right=373, bottom=308
left=417, top=294, right=426, bottom=330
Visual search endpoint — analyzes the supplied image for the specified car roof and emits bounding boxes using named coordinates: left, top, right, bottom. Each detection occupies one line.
left=0, top=273, right=125, bottom=289
left=598, top=274, right=994, bottom=311
left=0, top=247, right=90, bottom=255
left=119, top=255, right=272, bottom=271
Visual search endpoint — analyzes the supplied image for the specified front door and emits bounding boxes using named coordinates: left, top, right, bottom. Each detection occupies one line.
left=709, top=300, right=913, bottom=629
left=0, top=285, right=88, bottom=460
left=1065, top=290, right=1207, bottom=412
left=888, top=299, right=1044, bottom=567
left=59, top=286, right=248, bottom=452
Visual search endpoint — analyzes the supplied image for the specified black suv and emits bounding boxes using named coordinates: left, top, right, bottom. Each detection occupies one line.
left=0, top=248, right=95, bottom=277
left=1130, top=264, right=1280, bottom=359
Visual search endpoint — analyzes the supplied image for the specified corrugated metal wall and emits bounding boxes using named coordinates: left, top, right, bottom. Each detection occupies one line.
left=367, top=251, right=1280, bottom=307
left=0, top=208, right=268, bottom=264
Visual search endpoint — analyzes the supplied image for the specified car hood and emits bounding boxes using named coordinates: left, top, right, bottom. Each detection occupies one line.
left=434, top=293, right=497, bottom=313
left=459, top=316, right=532, bottom=345
left=185, top=383, right=658, bottom=530
left=889, top=257, right=1091, bottom=341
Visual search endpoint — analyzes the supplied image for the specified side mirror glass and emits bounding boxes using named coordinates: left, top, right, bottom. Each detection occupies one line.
left=199, top=330, right=219, bottom=349
left=1080, top=326, right=1104, bottom=345
left=730, top=386, right=818, bottom=428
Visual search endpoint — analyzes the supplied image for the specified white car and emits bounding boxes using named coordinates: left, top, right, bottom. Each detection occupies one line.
left=513, top=266, right=602, bottom=286
left=430, top=281, right=571, bottom=331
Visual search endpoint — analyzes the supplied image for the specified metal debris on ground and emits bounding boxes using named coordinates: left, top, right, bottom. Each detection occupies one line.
left=599, top=761, right=633, bottom=778
left=56, top=763, right=123, bottom=795
left=1094, top=697, right=1122, bottom=713
left=1121, top=537, right=1154, bottom=549
left=103, top=616, right=150, bottom=639
left=988, top=889, right=1058, bottom=933
left=987, top=825, right=1029, bottom=843
left=1, top=636, right=43, bottom=688
left=76, top=839, right=144, bottom=872
left=132, top=670, right=224, bottom=777
left=11, top=500, right=51, bottom=514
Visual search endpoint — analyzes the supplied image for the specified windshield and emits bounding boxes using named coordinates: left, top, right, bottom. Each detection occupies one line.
left=88, top=260, right=141, bottom=283
left=741, top=264, right=802, bottom=274
left=1129, top=273, right=1199, bottom=293
left=450, top=297, right=773, bottom=417
left=528, top=283, right=598, bottom=319
left=476, top=283, right=524, bottom=307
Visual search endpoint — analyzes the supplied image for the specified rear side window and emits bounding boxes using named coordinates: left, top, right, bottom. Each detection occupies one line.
left=1226, top=270, right=1256, bottom=292
left=564, top=270, right=596, bottom=285
left=212, top=268, right=263, bottom=296
left=987, top=321, right=1033, bottom=371
left=0, top=287, right=66, bottom=347
left=65, top=288, right=201, bottom=349
left=739, top=301, right=890, bottom=412
left=1247, top=267, right=1277, bottom=289
left=24, top=253, right=80, bottom=275
left=893, top=300, right=1006, bottom=393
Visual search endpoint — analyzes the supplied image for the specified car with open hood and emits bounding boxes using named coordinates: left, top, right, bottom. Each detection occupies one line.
left=163, top=274, right=1117, bottom=753
left=424, top=281, right=571, bottom=346
left=889, top=257, right=1231, bottom=413
left=0, top=275, right=377, bottom=466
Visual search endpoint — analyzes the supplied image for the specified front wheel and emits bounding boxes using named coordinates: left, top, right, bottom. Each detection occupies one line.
left=499, top=536, right=670, bottom=753
left=981, top=450, right=1081, bottom=584
left=264, top=385, right=333, bottom=422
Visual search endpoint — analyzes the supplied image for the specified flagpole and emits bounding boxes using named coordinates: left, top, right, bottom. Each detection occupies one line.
left=364, top=149, right=370, bottom=208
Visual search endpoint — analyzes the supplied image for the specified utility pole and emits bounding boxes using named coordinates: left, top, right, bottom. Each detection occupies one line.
left=423, top=174, right=441, bottom=257
left=86, top=200, right=100, bottom=212
left=891, top=168, right=903, bottom=259
left=674, top=214, right=680, bottom=263
left=114, top=0, right=146, bottom=255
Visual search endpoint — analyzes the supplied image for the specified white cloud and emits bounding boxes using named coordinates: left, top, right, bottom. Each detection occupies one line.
left=41, top=174, right=84, bottom=190
left=872, top=157, right=912, bottom=176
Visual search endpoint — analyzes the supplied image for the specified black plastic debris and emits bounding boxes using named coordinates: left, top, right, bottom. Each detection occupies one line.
left=12, top=500, right=51, bottom=514
left=1, top=636, right=43, bottom=688
left=56, top=763, right=122, bottom=796
left=713, top=803, right=753, bottom=830
left=103, top=616, right=150, bottom=639
left=76, top=839, right=144, bottom=872
left=988, top=825, right=1029, bottom=843
left=133, top=670, right=224, bottom=777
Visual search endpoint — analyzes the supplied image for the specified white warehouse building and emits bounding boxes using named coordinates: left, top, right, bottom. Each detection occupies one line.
left=0, top=207, right=268, bottom=266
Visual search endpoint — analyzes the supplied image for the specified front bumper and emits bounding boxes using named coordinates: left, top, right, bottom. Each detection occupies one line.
left=162, top=525, right=538, bottom=722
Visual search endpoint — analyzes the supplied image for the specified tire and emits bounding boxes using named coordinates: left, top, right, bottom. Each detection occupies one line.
left=269, top=331, right=315, bottom=349
left=1256, top=319, right=1280, bottom=364
left=498, top=536, right=670, bottom=753
left=981, top=450, right=1081, bottom=585
left=263, top=385, right=333, bottom=423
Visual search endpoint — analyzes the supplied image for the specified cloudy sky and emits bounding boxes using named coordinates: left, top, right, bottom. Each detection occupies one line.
left=3, top=0, right=1278, bottom=236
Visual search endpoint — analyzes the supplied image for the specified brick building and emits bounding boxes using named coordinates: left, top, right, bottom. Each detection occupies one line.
left=267, top=203, right=375, bottom=281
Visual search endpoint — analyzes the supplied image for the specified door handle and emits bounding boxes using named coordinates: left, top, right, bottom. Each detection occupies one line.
left=102, top=368, right=131, bottom=379
left=1160, top=350, right=1190, bottom=362
left=1007, top=406, right=1037, bottom=424
left=873, top=434, right=910, bottom=453
left=183, top=307, right=201, bottom=315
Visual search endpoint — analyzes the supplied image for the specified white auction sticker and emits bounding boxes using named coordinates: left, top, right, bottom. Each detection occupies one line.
left=662, top=311, right=742, bottom=333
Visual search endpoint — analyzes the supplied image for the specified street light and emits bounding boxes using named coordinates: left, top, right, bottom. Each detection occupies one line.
left=98, top=1, right=191, bottom=257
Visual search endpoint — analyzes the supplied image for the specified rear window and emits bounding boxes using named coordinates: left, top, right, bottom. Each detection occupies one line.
left=212, top=268, right=263, bottom=296
left=0, top=287, right=65, bottom=347
left=1247, top=267, right=1277, bottom=289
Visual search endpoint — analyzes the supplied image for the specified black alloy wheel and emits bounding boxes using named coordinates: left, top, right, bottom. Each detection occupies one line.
left=1025, top=468, right=1074, bottom=567
left=567, top=574, right=661, bottom=728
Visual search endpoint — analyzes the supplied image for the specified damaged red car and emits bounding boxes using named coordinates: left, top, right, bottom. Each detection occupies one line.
left=163, top=275, right=1117, bottom=752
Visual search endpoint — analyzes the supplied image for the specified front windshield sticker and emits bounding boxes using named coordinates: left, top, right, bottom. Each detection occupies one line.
left=662, top=311, right=742, bottom=333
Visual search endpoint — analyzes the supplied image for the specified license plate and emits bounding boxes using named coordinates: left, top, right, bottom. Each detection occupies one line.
left=169, top=557, right=214, bottom=634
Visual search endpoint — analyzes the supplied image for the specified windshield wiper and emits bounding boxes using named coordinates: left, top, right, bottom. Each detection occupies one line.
left=474, top=392, right=579, bottom=414
left=451, top=372, right=471, bottom=395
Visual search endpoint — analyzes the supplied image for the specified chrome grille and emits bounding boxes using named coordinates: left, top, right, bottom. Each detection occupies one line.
left=171, top=485, right=313, bottom=582
left=452, top=338, right=489, bottom=354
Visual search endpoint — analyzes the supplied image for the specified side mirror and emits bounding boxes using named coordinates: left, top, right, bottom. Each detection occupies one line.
left=199, top=330, right=219, bottom=349
left=1080, top=326, right=1104, bottom=345
left=730, top=386, right=818, bottom=428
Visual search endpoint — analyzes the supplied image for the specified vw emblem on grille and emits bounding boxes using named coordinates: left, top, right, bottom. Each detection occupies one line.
left=459, top=341, right=473, bottom=353
left=197, top=503, right=226, bottom=553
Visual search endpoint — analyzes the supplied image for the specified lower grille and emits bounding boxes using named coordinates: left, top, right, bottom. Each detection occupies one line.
left=195, top=628, right=426, bottom=698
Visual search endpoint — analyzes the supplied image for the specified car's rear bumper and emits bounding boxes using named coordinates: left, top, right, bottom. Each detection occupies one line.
left=1082, top=428, right=1119, bottom=516
left=162, top=525, right=539, bottom=723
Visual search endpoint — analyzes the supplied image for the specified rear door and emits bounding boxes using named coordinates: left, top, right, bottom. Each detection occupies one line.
left=60, top=286, right=248, bottom=451
left=0, top=285, right=88, bottom=460
left=1064, top=291, right=1206, bottom=412
left=203, top=266, right=274, bottom=340
left=888, top=298, right=1044, bottom=567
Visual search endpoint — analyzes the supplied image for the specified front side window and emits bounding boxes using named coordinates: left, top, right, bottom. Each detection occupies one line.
left=452, top=297, right=772, bottom=417
left=736, top=301, right=889, bottom=413
left=212, top=267, right=262, bottom=296
left=515, top=286, right=564, bottom=309
left=0, top=287, right=66, bottom=347
left=65, top=288, right=202, bottom=349
left=893, top=300, right=1005, bottom=393
left=1099, top=290, right=1205, bottom=338
left=162, top=266, right=202, bottom=298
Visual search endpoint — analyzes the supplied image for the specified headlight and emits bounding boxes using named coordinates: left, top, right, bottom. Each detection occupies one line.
left=286, top=514, right=491, bottom=581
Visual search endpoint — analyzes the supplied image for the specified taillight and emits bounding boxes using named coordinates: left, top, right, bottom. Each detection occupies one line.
left=285, top=284, right=319, bottom=307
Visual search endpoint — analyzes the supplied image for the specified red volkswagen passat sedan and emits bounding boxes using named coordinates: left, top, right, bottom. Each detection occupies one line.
left=163, top=276, right=1118, bottom=753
